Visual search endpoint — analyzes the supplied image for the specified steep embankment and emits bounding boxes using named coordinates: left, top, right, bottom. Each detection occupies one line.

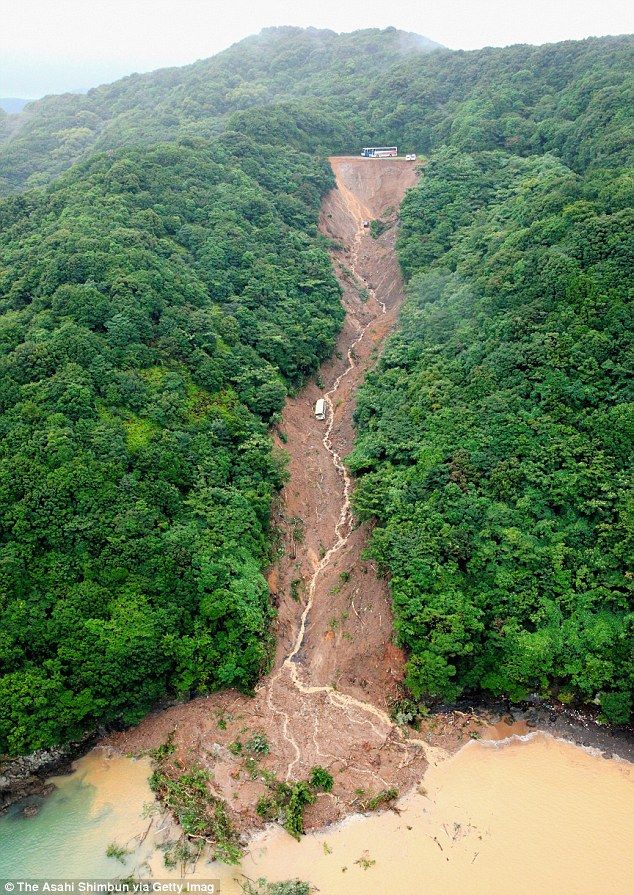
left=102, top=157, right=482, bottom=833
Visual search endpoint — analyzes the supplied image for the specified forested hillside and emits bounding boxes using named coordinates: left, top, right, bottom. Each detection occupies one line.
left=0, top=26, right=632, bottom=754
left=0, top=136, right=343, bottom=754
left=350, top=111, right=633, bottom=720
left=0, top=27, right=438, bottom=194
left=2, top=30, right=631, bottom=195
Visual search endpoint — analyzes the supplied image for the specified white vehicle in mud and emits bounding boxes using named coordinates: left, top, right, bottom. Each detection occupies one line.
left=314, top=398, right=326, bottom=420
left=405, top=154, right=417, bottom=161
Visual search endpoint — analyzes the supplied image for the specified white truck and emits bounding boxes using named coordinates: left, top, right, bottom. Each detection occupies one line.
left=314, top=398, right=326, bottom=420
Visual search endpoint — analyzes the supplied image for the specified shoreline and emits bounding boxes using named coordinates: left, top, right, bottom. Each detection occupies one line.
left=450, top=698, right=634, bottom=762
left=237, top=724, right=634, bottom=860
left=3, top=726, right=630, bottom=892
left=2, top=698, right=631, bottom=820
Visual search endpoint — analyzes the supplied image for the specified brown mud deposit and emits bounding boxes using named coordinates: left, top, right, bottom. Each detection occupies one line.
left=103, top=158, right=482, bottom=833
left=232, top=732, right=634, bottom=895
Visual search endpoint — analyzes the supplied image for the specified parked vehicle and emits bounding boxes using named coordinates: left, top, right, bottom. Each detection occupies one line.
left=360, top=146, right=397, bottom=158
left=314, top=398, right=326, bottom=420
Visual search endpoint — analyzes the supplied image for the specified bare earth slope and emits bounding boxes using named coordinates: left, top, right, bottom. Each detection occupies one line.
left=271, top=156, right=418, bottom=703
left=103, top=158, right=479, bottom=833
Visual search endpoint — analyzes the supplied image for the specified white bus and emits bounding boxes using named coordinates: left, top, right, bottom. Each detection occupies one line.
left=314, top=398, right=326, bottom=420
left=360, top=146, right=397, bottom=158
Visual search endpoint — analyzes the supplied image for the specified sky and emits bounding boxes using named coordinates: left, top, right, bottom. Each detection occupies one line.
left=1, top=0, right=632, bottom=98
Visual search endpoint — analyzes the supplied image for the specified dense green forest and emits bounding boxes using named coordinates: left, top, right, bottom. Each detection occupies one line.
left=0, top=135, right=343, bottom=754
left=350, top=148, right=633, bottom=721
left=1, top=29, right=631, bottom=194
left=0, top=26, right=632, bottom=753
left=0, top=27, right=438, bottom=193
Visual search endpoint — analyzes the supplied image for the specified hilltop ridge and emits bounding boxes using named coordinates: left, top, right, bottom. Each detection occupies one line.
left=0, top=29, right=630, bottom=196
left=0, top=26, right=440, bottom=193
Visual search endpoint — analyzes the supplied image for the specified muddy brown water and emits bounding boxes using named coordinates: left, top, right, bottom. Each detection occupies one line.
left=239, top=732, right=633, bottom=895
left=1, top=733, right=631, bottom=894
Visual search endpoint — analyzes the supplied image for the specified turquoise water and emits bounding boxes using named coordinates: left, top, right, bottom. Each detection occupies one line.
left=0, top=751, right=242, bottom=887
left=0, top=752, right=156, bottom=877
left=0, top=776, right=107, bottom=875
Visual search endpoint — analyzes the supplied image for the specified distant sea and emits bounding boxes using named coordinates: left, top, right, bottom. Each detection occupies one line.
left=0, top=97, right=32, bottom=113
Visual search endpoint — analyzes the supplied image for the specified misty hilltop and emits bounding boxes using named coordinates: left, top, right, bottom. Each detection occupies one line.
left=0, top=26, right=630, bottom=197
left=0, top=26, right=441, bottom=192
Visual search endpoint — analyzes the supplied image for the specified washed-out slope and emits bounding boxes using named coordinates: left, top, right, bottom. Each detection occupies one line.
left=103, top=158, right=480, bottom=833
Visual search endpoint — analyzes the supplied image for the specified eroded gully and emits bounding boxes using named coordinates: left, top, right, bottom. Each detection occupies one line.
left=99, top=157, right=450, bottom=835
left=264, top=160, right=442, bottom=782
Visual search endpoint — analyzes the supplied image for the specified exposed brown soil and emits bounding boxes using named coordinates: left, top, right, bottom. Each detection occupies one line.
left=270, top=156, right=418, bottom=705
left=102, top=157, right=482, bottom=835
